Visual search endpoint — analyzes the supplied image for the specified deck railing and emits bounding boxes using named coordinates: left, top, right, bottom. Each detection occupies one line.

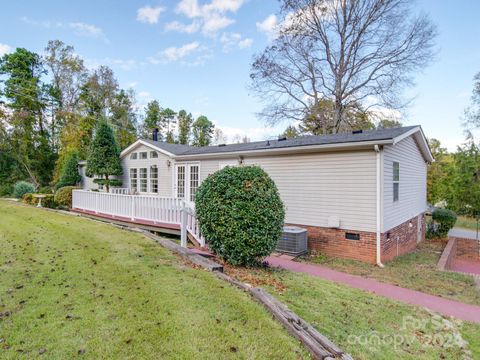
left=72, top=190, right=205, bottom=247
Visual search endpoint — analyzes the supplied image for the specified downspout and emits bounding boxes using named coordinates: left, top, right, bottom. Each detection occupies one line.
left=374, top=145, right=385, bottom=268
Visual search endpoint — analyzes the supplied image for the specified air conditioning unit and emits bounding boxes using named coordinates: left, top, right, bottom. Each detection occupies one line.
left=276, top=226, right=308, bottom=256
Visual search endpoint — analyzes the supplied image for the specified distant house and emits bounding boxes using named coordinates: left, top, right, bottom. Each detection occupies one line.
left=78, top=126, right=433, bottom=264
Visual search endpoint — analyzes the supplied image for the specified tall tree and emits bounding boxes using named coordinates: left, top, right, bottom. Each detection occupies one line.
left=250, top=0, right=436, bottom=133
left=86, top=121, right=122, bottom=192
left=161, top=108, right=177, bottom=143
left=427, top=139, right=451, bottom=206
left=192, top=115, right=214, bottom=147
left=44, top=40, right=87, bottom=150
left=143, top=100, right=163, bottom=140
left=0, top=48, right=55, bottom=187
left=464, top=72, right=480, bottom=129
left=110, top=89, right=137, bottom=149
left=177, top=109, right=193, bottom=145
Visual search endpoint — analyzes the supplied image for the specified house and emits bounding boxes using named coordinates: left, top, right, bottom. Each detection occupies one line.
left=78, top=125, right=433, bottom=265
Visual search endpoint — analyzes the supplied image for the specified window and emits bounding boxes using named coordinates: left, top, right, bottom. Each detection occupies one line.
left=345, top=232, right=360, bottom=241
left=150, top=151, right=158, bottom=158
left=130, top=168, right=137, bottom=191
left=150, top=166, right=158, bottom=193
left=176, top=166, right=185, bottom=199
left=393, top=161, right=400, bottom=202
left=130, top=153, right=137, bottom=160
left=139, top=168, right=148, bottom=192
left=139, top=152, right=148, bottom=160
left=189, top=165, right=199, bottom=202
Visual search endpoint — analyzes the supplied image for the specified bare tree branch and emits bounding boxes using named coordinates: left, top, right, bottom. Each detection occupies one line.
left=250, top=0, right=437, bottom=133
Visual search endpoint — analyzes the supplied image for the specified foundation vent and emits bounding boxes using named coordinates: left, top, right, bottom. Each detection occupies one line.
left=276, top=226, right=308, bottom=256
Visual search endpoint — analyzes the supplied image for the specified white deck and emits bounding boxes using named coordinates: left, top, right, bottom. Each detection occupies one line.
left=72, top=190, right=205, bottom=247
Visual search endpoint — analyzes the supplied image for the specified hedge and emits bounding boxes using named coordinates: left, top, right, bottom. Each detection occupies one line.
left=195, top=165, right=285, bottom=266
left=54, top=186, right=78, bottom=209
left=427, top=208, right=457, bottom=239
left=22, top=193, right=56, bottom=209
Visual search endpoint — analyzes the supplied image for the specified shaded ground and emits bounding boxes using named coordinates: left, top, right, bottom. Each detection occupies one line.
left=224, top=264, right=480, bottom=360
left=0, top=201, right=308, bottom=359
left=305, top=239, right=480, bottom=306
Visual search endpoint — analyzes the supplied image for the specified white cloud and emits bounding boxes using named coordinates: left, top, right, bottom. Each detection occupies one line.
left=220, top=32, right=252, bottom=52
left=164, top=42, right=200, bottom=61
left=137, top=6, right=165, bottom=24
left=256, top=14, right=278, bottom=39
left=165, top=20, right=200, bottom=33
left=138, top=91, right=151, bottom=98
left=174, top=0, right=245, bottom=36
left=84, top=57, right=137, bottom=71
left=0, top=43, right=11, bottom=56
left=69, top=22, right=104, bottom=38
left=148, top=41, right=211, bottom=65
left=21, top=17, right=108, bottom=42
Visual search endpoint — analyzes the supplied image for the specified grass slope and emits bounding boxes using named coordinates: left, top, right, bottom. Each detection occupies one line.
left=307, top=240, right=480, bottom=306
left=226, top=266, right=480, bottom=360
left=0, top=201, right=308, bottom=359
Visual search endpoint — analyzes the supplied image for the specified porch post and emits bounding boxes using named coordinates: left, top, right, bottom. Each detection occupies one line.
left=181, top=201, right=187, bottom=248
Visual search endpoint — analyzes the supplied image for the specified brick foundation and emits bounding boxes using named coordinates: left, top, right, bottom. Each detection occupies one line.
left=381, top=214, right=425, bottom=263
left=288, top=213, right=425, bottom=264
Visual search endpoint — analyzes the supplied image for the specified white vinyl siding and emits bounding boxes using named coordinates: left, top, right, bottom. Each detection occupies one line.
left=243, top=151, right=377, bottom=232
left=121, top=144, right=172, bottom=196
left=383, top=136, right=427, bottom=231
left=191, top=152, right=377, bottom=232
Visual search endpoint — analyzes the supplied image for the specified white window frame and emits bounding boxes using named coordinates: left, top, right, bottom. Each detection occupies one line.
left=150, top=151, right=158, bottom=159
left=173, top=162, right=201, bottom=205
left=393, top=161, right=400, bottom=202
left=130, top=168, right=138, bottom=192
left=139, top=168, right=148, bottom=193
left=139, top=152, right=148, bottom=160
left=150, top=166, right=158, bottom=193
left=130, top=152, right=138, bottom=160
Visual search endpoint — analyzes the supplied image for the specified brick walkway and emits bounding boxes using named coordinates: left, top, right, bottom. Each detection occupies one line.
left=266, top=255, right=480, bottom=324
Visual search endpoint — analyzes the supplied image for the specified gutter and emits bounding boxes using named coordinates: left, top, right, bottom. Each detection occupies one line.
left=374, top=144, right=384, bottom=268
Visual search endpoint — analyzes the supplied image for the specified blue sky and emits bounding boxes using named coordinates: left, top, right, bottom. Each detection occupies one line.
left=0, top=0, right=479, bottom=149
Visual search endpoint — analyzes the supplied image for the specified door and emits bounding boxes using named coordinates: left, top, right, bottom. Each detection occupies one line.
left=174, top=164, right=200, bottom=206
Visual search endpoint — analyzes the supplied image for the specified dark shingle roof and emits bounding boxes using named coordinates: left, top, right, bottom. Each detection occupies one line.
left=143, top=126, right=418, bottom=157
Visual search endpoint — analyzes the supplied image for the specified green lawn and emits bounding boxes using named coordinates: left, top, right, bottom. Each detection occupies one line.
left=455, top=215, right=480, bottom=231
left=305, top=240, right=480, bottom=306
left=0, top=201, right=308, bottom=359
left=227, top=266, right=480, bottom=360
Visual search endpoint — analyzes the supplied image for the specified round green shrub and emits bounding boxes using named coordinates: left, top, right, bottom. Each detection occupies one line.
left=14, top=181, right=35, bottom=199
left=431, top=208, right=457, bottom=238
left=42, top=194, right=57, bottom=209
left=54, top=186, right=78, bottom=209
left=195, top=165, right=285, bottom=266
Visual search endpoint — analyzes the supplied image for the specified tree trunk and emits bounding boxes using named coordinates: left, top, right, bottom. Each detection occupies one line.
left=105, top=174, right=109, bottom=193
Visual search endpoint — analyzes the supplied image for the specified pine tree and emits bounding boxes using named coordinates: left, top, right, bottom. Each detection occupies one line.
left=86, top=120, right=122, bottom=192
left=192, top=115, right=214, bottom=147
left=56, top=150, right=81, bottom=189
left=143, top=100, right=163, bottom=140
left=178, top=110, right=193, bottom=145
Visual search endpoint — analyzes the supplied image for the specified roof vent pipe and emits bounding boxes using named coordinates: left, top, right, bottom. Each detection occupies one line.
left=152, top=128, right=159, bottom=141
